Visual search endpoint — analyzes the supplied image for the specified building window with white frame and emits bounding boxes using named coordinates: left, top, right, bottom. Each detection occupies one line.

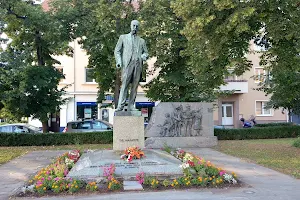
left=85, top=68, right=95, bottom=83
left=254, top=67, right=265, bottom=83
left=255, top=101, right=272, bottom=116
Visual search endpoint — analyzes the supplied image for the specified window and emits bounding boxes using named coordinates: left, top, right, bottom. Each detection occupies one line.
left=0, top=126, right=12, bottom=133
left=254, top=67, right=265, bottom=83
left=13, top=126, right=30, bottom=133
left=77, top=122, right=92, bottom=129
left=256, top=101, right=272, bottom=116
left=85, top=68, right=95, bottom=83
left=92, top=121, right=109, bottom=130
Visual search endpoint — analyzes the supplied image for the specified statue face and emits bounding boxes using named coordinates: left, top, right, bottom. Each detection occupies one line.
left=131, top=20, right=139, bottom=35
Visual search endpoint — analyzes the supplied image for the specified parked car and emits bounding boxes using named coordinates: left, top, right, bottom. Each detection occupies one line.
left=0, top=123, right=42, bottom=133
left=63, top=119, right=113, bottom=133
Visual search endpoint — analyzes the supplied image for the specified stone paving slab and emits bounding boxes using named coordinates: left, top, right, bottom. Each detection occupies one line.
left=0, top=150, right=66, bottom=200
left=123, top=181, right=143, bottom=191
left=67, top=149, right=183, bottom=180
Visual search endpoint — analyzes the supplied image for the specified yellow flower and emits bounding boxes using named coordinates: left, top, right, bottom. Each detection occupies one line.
left=43, top=187, right=46, bottom=190
left=156, top=181, right=158, bottom=184
left=94, top=186, right=97, bottom=189
left=209, top=178, right=212, bottom=181
left=75, top=185, right=78, bottom=188
left=55, top=186, right=58, bottom=188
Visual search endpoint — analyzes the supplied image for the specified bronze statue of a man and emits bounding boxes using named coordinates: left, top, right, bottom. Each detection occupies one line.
left=114, top=20, right=149, bottom=111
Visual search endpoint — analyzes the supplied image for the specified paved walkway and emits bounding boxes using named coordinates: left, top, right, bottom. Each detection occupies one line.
left=0, top=148, right=299, bottom=200
left=0, top=150, right=65, bottom=200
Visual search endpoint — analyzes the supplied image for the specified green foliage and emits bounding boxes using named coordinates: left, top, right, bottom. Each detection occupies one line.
left=255, top=122, right=294, bottom=128
left=0, top=131, right=113, bottom=146
left=171, top=0, right=300, bottom=110
left=171, top=0, right=256, bottom=98
left=162, top=143, right=172, bottom=154
left=292, top=138, right=300, bottom=148
left=140, top=0, right=221, bottom=102
left=0, top=0, right=72, bottom=130
left=214, top=126, right=300, bottom=140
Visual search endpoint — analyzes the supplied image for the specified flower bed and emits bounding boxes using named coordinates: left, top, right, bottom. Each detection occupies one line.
left=17, top=150, right=122, bottom=198
left=141, top=148, right=239, bottom=189
left=17, top=148, right=240, bottom=197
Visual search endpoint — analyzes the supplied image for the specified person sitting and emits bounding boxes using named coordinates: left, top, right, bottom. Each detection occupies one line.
left=240, top=118, right=252, bottom=128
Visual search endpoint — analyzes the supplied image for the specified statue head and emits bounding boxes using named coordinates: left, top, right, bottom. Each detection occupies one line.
left=131, top=20, right=139, bottom=35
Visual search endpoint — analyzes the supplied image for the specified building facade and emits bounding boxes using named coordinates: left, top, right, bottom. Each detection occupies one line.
left=214, top=42, right=288, bottom=128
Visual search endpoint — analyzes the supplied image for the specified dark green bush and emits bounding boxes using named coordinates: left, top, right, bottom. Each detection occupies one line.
left=255, top=122, right=293, bottom=127
left=0, top=131, right=113, bottom=146
left=293, top=137, right=300, bottom=148
left=214, top=126, right=300, bottom=140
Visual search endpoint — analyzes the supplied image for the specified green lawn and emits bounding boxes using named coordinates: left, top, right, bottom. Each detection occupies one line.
left=0, top=144, right=112, bottom=165
left=214, top=138, right=300, bottom=178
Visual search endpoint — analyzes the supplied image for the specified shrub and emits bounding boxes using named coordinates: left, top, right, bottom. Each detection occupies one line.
left=293, top=138, right=300, bottom=148
left=214, top=126, right=300, bottom=140
left=0, top=131, right=113, bottom=146
left=255, top=122, right=294, bottom=127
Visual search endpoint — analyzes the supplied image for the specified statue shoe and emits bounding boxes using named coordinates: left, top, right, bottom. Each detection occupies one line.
left=115, top=107, right=124, bottom=112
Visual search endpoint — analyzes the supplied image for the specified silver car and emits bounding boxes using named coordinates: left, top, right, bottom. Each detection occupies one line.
left=63, top=119, right=113, bottom=133
left=0, top=123, right=42, bottom=133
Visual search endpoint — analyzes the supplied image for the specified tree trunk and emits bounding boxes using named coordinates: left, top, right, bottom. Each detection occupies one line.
left=42, top=121, right=49, bottom=133
left=288, top=109, right=292, bottom=122
left=35, top=30, right=45, bottom=66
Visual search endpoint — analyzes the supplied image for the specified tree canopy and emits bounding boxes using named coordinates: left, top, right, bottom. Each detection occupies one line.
left=0, top=0, right=71, bottom=131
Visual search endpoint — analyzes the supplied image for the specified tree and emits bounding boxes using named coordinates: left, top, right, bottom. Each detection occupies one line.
left=139, top=0, right=229, bottom=102
left=172, top=0, right=300, bottom=116
left=255, top=0, right=300, bottom=121
left=0, top=0, right=71, bottom=132
left=171, top=0, right=258, bottom=94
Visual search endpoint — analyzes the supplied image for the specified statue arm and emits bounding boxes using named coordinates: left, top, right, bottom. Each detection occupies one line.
left=114, top=35, right=123, bottom=68
left=141, top=39, right=149, bottom=61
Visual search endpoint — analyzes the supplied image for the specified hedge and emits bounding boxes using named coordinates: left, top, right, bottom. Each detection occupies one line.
left=0, top=131, right=113, bottom=146
left=254, top=122, right=294, bottom=127
left=214, top=126, right=300, bottom=140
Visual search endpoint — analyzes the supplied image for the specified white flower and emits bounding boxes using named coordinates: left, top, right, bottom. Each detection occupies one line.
left=223, top=173, right=237, bottom=184
left=120, top=154, right=126, bottom=159
left=179, top=162, right=190, bottom=169
left=183, top=153, right=194, bottom=162
left=21, top=185, right=35, bottom=193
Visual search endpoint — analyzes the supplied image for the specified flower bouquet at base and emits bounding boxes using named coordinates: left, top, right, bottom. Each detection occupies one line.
left=120, top=146, right=145, bottom=162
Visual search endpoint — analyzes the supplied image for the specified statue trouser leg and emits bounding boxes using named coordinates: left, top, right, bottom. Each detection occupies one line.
left=128, top=62, right=141, bottom=111
left=116, top=67, right=133, bottom=111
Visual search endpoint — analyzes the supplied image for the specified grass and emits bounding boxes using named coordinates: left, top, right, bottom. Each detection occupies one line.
left=0, top=144, right=112, bottom=165
left=213, top=138, right=300, bottom=178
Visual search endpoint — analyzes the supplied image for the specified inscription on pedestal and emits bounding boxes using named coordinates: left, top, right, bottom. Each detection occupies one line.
left=119, top=139, right=139, bottom=142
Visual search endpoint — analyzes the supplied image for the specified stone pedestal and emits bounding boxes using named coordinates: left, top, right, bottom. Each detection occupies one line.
left=113, top=115, right=145, bottom=151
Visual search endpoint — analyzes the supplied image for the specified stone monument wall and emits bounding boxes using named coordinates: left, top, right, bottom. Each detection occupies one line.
left=145, top=102, right=217, bottom=148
